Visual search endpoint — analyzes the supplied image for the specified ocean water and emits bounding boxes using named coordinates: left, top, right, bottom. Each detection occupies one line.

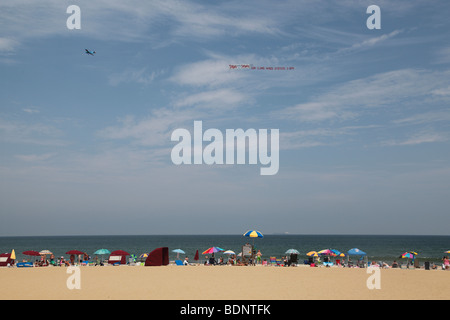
left=0, top=234, right=449, bottom=264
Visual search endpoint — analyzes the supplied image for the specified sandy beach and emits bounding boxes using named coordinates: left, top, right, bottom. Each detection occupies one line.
left=1, top=265, right=449, bottom=300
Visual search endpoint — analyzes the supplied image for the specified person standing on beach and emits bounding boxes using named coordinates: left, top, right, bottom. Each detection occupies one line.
left=256, top=250, right=262, bottom=264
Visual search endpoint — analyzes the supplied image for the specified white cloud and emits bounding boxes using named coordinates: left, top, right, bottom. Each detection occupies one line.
left=278, top=69, right=450, bottom=123
left=15, top=153, right=56, bottom=162
left=0, top=119, right=66, bottom=146
left=108, top=68, right=164, bottom=86
left=174, top=88, right=247, bottom=109
left=23, top=108, right=40, bottom=114
left=382, top=131, right=449, bottom=146
left=0, top=37, right=18, bottom=52
left=98, top=108, right=200, bottom=147
left=170, top=58, right=246, bottom=87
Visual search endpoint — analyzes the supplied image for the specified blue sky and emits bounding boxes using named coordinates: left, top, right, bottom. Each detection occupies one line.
left=1, top=0, right=450, bottom=236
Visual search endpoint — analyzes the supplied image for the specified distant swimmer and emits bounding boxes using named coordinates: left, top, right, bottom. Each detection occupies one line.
left=85, top=49, right=96, bottom=56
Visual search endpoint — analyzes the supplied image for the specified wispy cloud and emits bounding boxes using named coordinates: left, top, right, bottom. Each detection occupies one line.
left=0, top=118, right=66, bottom=146
left=382, top=131, right=449, bottom=146
left=278, top=69, right=450, bottom=123
left=15, top=153, right=56, bottom=162
left=108, top=68, right=164, bottom=86
left=173, top=88, right=247, bottom=110
left=98, top=108, right=200, bottom=147
left=0, top=37, right=18, bottom=52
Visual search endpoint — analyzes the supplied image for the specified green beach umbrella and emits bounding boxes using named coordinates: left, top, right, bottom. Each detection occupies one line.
left=94, top=249, right=111, bottom=262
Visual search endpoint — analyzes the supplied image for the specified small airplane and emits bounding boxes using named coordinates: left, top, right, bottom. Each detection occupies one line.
left=85, top=49, right=96, bottom=56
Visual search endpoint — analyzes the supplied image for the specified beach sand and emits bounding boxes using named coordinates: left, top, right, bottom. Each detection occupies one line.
left=1, top=265, right=449, bottom=300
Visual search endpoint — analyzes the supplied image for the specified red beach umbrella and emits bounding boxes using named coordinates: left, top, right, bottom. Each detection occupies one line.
left=66, top=250, right=85, bottom=255
left=194, top=250, right=199, bottom=261
left=110, top=250, right=130, bottom=256
left=22, top=250, right=41, bottom=256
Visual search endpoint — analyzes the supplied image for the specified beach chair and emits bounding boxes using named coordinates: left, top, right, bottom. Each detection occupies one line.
left=276, top=258, right=283, bottom=266
left=269, top=257, right=277, bottom=266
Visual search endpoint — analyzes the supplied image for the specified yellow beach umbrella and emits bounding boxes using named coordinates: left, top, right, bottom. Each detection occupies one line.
left=11, top=249, right=16, bottom=260
left=307, top=251, right=318, bottom=257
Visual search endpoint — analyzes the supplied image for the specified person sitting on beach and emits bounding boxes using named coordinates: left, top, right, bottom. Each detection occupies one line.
left=443, top=256, right=450, bottom=270
left=392, top=260, right=399, bottom=268
left=183, top=257, right=189, bottom=265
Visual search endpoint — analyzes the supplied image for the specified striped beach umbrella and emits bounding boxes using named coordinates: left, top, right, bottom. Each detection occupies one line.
left=445, top=250, right=450, bottom=254
left=285, top=249, right=300, bottom=255
left=202, top=247, right=224, bottom=255
left=306, top=251, right=318, bottom=257
left=318, top=249, right=334, bottom=255
left=401, top=252, right=415, bottom=259
left=243, top=230, right=264, bottom=238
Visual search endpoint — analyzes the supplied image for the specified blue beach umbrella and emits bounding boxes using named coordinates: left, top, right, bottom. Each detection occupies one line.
left=94, top=249, right=111, bottom=255
left=94, top=249, right=111, bottom=263
left=172, top=249, right=185, bottom=259
left=330, top=249, right=341, bottom=256
left=347, top=248, right=366, bottom=256
left=285, top=249, right=300, bottom=255
left=243, top=230, right=263, bottom=247
left=243, top=230, right=264, bottom=238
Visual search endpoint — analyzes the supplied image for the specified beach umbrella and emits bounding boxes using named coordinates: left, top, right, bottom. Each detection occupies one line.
left=224, top=250, right=236, bottom=255
left=330, top=249, right=341, bottom=256
left=172, top=249, right=185, bottom=260
left=23, top=250, right=40, bottom=262
left=445, top=250, right=450, bottom=254
left=402, top=252, right=414, bottom=259
left=202, top=247, right=224, bottom=255
left=94, top=249, right=111, bottom=255
left=285, top=249, right=300, bottom=255
left=111, top=250, right=130, bottom=256
left=194, top=250, right=199, bottom=263
left=138, top=253, right=148, bottom=263
left=243, top=230, right=263, bottom=248
left=347, top=248, right=366, bottom=256
left=130, top=254, right=137, bottom=263
left=11, top=249, right=16, bottom=261
left=243, top=230, right=264, bottom=238
left=318, top=249, right=334, bottom=256
left=39, top=250, right=52, bottom=255
left=66, top=250, right=85, bottom=263
left=401, top=252, right=417, bottom=267
left=66, top=250, right=85, bottom=255
left=94, top=249, right=111, bottom=263
left=23, top=250, right=40, bottom=256
left=306, top=251, right=318, bottom=257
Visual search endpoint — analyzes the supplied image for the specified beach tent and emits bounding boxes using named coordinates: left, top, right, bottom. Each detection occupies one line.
left=145, top=247, right=169, bottom=266
left=0, top=253, right=13, bottom=267
left=347, top=248, right=367, bottom=267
